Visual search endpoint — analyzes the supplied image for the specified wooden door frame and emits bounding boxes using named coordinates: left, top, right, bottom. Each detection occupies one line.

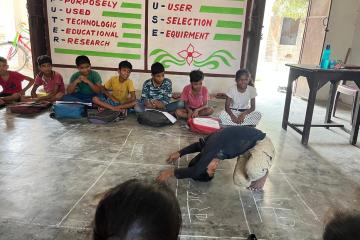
left=294, top=0, right=333, bottom=94
left=243, top=0, right=267, bottom=81
left=298, top=0, right=333, bottom=64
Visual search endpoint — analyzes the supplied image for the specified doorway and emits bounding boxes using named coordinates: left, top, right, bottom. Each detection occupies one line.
left=255, top=0, right=332, bottom=98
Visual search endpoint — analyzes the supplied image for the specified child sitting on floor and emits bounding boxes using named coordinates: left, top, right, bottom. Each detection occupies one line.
left=62, top=55, right=102, bottom=103
left=175, top=70, right=213, bottom=119
left=92, top=61, right=136, bottom=116
left=219, top=69, right=261, bottom=126
left=135, top=62, right=183, bottom=113
left=30, top=55, right=65, bottom=102
left=93, top=179, right=181, bottom=240
left=0, top=56, right=34, bottom=106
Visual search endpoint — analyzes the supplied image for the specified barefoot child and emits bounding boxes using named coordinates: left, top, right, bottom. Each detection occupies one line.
left=30, top=55, right=65, bottom=102
left=219, top=69, right=261, bottom=126
left=176, top=70, right=213, bottom=119
left=157, top=126, right=275, bottom=191
left=0, top=56, right=34, bottom=106
left=92, top=61, right=136, bottom=116
left=135, top=62, right=183, bottom=113
left=63, top=55, right=102, bottom=103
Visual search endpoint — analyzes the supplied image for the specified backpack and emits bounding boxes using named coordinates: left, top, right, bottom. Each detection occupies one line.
left=137, top=110, right=175, bottom=127
left=187, top=117, right=221, bottom=134
left=87, top=109, right=125, bottom=124
left=51, top=103, right=86, bottom=119
left=8, top=101, right=52, bottom=114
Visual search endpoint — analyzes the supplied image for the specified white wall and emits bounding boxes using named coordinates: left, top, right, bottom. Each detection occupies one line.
left=13, top=0, right=29, bottom=30
left=0, top=0, right=16, bottom=41
left=349, top=8, right=360, bottom=65
left=340, top=5, right=360, bottom=105
left=317, top=0, right=360, bottom=102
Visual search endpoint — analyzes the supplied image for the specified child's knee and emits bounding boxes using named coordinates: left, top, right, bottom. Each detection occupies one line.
left=175, top=108, right=186, bottom=116
left=207, top=107, right=214, bottom=114
left=128, top=100, right=136, bottom=108
left=177, top=100, right=185, bottom=108
left=55, top=93, right=64, bottom=101
left=20, top=96, right=28, bottom=102
left=92, top=96, right=100, bottom=102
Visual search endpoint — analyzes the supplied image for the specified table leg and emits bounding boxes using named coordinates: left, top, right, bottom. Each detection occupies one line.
left=282, top=70, right=295, bottom=130
left=350, top=93, right=360, bottom=145
left=324, top=81, right=338, bottom=127
left=302, top=79, right=318, bottom=145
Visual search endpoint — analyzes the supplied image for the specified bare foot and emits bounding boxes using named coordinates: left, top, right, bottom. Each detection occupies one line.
left=166, top=151, right=180, bottom=164
left=247, top=172, right=268, bottom=192
left=0, top=98, right=5, bottom=105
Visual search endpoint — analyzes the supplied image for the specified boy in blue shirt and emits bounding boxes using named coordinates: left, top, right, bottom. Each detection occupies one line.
left=135, top=62, right=183, bottom=112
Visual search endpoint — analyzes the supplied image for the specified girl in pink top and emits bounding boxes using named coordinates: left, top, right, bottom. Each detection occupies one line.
left=176, top=70, right=214, bottom=119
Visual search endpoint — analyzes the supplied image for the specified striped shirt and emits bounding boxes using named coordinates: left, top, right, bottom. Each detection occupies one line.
left=140, top=78, right=172, bottom=104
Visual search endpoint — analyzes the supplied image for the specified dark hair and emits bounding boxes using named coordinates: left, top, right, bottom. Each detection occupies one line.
left=37, top=55, right=52, bottom=66
left=190, top=70, right=204, bottom=83
left=323, top=210, right=360, bottom=240
left=119, top=60, right=132, bottom=70
left=235, top=69, right=250, bottom=80
left=151, top=62, right=165, bottom=75
left=93, top=179, right=182, bottom=240
left=235, top=69, right=253, bottom=86
left=75, top=55, right=91, bottom=66
left=0, top=56, right=7, bottom=64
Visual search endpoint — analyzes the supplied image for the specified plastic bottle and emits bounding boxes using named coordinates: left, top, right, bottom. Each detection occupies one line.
left=320, top=44, right=331, bottom=69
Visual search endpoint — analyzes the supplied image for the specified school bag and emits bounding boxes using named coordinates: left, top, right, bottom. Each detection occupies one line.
left=187, top=117, right=221, bottom=134
left=87, top=109, right=125, bottom=124
left=51, top=102, right=87, bottom=119
left=137, top=110, right=175, bottom=127
left=8, top=101, right=52, bottom=114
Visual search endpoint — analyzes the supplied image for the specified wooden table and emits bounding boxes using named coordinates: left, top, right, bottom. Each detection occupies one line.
left=282, top=64, right=360, bottom=145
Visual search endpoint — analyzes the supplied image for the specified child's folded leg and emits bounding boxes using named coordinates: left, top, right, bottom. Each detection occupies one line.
left=165, top=100, right=185, bottom=112
left=220, top=110, right=262, bottom=126
left=1, top=93, right=21, bottom=103
left=175, top=108, right=188, bottom=119
left=62, top=92, right=95, bottom=103
left=219, top=110, right=239, bottom=126
left=134, top=101, right=146, bottom=113
left=51, top=92, right=65, bottom=102
left=242, top=111, right=262, bottom=126
left=198, top=107, right=214, bottom=116
left=92, top=95, right=118, bottom=111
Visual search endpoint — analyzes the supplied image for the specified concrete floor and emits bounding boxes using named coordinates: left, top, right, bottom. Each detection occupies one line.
left=0, top=84, right=359, bottom=240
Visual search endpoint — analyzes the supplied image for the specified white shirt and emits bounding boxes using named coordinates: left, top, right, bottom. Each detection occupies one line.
left=226, top=85, right=257, bottom=109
